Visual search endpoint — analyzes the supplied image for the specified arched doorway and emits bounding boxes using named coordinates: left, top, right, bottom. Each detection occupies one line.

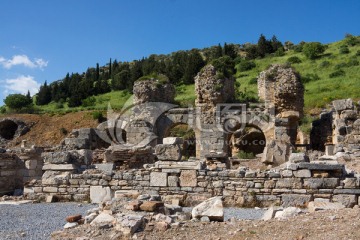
left=165, top=123, right=196, bottom=159
left=228, top=125, right=266, bottom=159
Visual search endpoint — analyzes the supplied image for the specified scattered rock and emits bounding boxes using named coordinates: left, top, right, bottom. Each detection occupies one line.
left=66, top=214, right=82, bottom=223
left=192, top=197, right=224, bottom=222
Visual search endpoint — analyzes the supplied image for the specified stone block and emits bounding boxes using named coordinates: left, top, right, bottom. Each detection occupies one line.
left=333, top=99, right=354, bottom=113
left=179, top=170, right=197, bottom=187
left=42, top=164, right=77, bottom=171
left=43, top=187, right=58, bottom=193
left=155, top=144, right=182, bottom=161
left=139, top=201, right=164, bottom=212
left=303, top=178, right=339, bottom=189
left=293, top=169, right=311, bottom=178
left=90, top=212, right=116, bottom=226
left=332, top=194, right=357, bottom=208
left=281, top=194, right=312, bottom=208
left=25, top=160, right=38, bottom=169
left=289, top=153, right=309, bottom=163
left=150, top=172, right=168, bottom=187
left=167, top=176, right=178, bottom=187
left=307, top=201, right=345, bottom=213
left=191, top=196, right=224, bottom=222
left=281, top=170, right=293, bottom=177
left=276, top=178, right=302, bottom=189
left=163, top=137, right=183, bottom=145
left=42, top=152, right=71, bottom=164
left=343, top=178, right=357, bottom=188
left=114, top=190, right=140, bottom=199
left=90, top=186, right=112, bottom=203
left=94, top=163, right=114, bottom=174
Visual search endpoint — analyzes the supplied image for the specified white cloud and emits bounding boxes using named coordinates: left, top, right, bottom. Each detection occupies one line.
left=0, top=55, right=48, bottom=70
left=4, top=75, right=40, bottom=96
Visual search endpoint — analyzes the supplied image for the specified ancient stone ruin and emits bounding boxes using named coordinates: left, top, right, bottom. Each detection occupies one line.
left=0, top=63, right=360, bottom=218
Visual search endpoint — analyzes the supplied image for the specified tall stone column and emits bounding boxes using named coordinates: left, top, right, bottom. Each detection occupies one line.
left=194, top=65, right=235, bottom=158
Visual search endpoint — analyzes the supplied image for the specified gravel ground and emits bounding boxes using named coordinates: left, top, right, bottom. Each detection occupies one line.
left=0, top=202, right=95, bottom=240
left=0, top=203, right=266, bottom=240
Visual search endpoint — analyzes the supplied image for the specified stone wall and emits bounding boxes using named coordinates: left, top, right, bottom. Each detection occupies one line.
left=24, top=160, right=360, bottom=208
left=0, top=153, right=21, bottom=195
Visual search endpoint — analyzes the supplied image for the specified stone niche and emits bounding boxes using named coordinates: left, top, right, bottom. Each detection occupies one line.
left=257, top=64, right=304, bottom=118
left=133, top=77, right=176, bottom=105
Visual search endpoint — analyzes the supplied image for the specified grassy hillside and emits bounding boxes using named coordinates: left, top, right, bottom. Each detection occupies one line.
left=237, top=38, right=360, bottom=113
left=34, top=37, right=359, bottom=115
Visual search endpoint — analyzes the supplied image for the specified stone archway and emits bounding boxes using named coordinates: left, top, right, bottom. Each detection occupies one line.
left=228, top=125, right=267, bottom=158
left=0, top=119, right=18, bottom=140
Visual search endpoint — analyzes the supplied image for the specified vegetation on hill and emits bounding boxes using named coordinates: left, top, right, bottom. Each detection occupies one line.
left=2, top=34, right=360, bottom=120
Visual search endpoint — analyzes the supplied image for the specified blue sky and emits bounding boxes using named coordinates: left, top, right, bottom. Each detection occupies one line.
left=0, top=0, right=359, bottom=103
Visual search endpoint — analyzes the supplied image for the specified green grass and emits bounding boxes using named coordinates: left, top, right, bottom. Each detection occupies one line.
left=237, top=38, right=360, bottom=112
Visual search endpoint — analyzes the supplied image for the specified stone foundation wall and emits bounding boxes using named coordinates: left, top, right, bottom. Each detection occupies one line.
left=24, top=163, right=360, bottom=208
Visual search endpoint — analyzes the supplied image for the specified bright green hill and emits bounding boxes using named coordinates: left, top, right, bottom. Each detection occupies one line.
left=35, top=37, right=360, bottom=117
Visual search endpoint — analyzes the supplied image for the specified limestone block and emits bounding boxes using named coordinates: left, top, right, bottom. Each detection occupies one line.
left=333, top=99, right=354, bottom=113
left=90, top=212, right=116, bottom=226
left=42, top=171, right=71, bottom=185
left=293, top=169, right=311, bottom=178
left=307, top=201, right=345, bottom=213
left=95, top=163, right=114, bottom=174
left=42, top=152, right=71, bottom=164
left=332, top=194, right=357, bottom=208
left=289, top=153, right=309, bottom=163
left=115, top=214, right=144, bottom=235
left=281, top=194, right=312, bottom=208
left=25, top=160, right=38, bottom=169
left=43, top=187, right=58, bottom=193
left=139, top=201, right=164, bottom=212
left=90, top=186, right=112, bottom=203
left=167, top=176, right=179, bottom=187
left=191, top=196, right=224, bottom=221
left=276, top=178, right=302, bottom=189
left=42, top=164, right=77, bottom=171
left=150, top=172, right=167, bottom=187
left=155, top=144, right=182, bottom=161
left=179, top=170, right=197, bottom=187
left=303, top=178, right=339, bottom=189
left=163, top=137, right=184, bottom=145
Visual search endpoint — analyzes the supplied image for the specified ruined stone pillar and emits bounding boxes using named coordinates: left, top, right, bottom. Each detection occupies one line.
left=194, top=65, right=235, bottom=158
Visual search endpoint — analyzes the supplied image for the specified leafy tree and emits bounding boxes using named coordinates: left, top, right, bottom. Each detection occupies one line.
left=4, top=94, right=32, bottom=110
left=36, top=81, right=52, bottom=105
left=257, top=34, right=272, bottom=57
left=270, top=35, right=283, bottom=52
left=238, top=59, right=256, bottom=71
left=26, top=90, right=32, bottom=105
left=211, top=56, right=235, bottom=78
left=182, top=49, right=205, bottom=84
left=302, top=42, right=325, bottom=59
left=224, top=43, right=238, bottom=59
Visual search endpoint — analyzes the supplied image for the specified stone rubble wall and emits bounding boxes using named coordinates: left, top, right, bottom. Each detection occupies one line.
left=0, top=147, right=43, bottom=195
left=24, top=162, right=360, bottom=208
left=133, top=79, right=176, bottom=105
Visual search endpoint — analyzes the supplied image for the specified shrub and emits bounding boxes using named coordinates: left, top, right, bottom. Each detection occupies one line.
left=302, top=42, right=326, bottom=59
left=249, top=78, right=258, bottom=85
left=274, top=48, right=285, bottom=57
left=60, top=128, right=68, bottom=135
left=345, top=34, right=360, bottom=46
left=319, top=61, right=330, bottom=68
left=237, top=150, right=256, bottom=159
left=55, top=102, right=64, bottom=109
left=339, top=45, right=350, bottom=54
left=301, top=73, right=320, bottom=83
left=347, top=59, right=359, bottom=67
left=92, top=111, right=105, bottom=122
left=334, top=62, right=348, bottom=69
left=329, top=69, right=346, bottom=78
left=355, top=50, right=360, bottom=56
left=4, top=94, right=32, bottom=110
left=81, top=96, right=96, bottom=107
left=294, top=41, right=305, bottom=52
left=238, top=60, right=256, bottom=71
left=287, top=56, right=302, bottom=64
left=0, top=106, right=6, bottom=114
